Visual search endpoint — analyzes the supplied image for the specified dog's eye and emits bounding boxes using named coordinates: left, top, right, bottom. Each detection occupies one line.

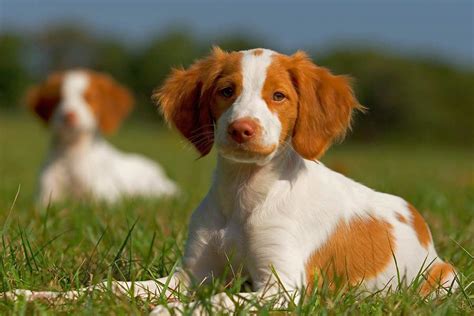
left=273, top=92, right=286, bottom=102
left=220, top=87, right=234, bottom=98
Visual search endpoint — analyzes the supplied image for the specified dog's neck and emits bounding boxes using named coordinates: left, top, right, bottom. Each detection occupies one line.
left=212, top=145, right=305, bottom=220
left=50, top=130, right=101, bottom=157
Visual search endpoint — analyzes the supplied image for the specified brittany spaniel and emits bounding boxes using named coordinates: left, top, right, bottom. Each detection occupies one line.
left=6, top=49, right=457, bottom=314
left=28, top=69, right=178, bottom=205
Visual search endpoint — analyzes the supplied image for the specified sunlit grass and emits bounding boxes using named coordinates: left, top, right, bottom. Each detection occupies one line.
left=0, top=112, right=472, bottom=314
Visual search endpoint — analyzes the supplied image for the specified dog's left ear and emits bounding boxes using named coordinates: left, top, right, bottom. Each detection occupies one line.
left=154, top=47, right=227, bottom=157
left=26, top=72, right=64, bottom=123
left=85, top=72, right=135, bottom=134
left=288, top=51, right=362, bottom=160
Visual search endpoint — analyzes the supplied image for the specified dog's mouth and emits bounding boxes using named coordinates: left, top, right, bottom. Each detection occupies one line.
left=55, top=121, right=85, bottom=133
left=218, top=143, right=277, bottom=164
left=53, top=120, right=95, bottom=140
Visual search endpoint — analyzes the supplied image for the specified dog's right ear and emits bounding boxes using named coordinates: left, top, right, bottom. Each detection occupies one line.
left=85, top=71, right=135, bottom=134
left=26, top=72, right=64, bottom=123
left=288, top=51, right=361, bottom=160
left=154, top=47, right=227, bottom=156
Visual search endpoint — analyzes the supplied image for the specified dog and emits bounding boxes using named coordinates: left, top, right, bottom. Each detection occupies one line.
left=6, top=49, right=457, bottom=314
left=28, top=69, right=178, bottom=205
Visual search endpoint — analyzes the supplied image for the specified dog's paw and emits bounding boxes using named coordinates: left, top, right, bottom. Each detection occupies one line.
left=2, top=289, right=44, bottom=301
left=2, top=289, right=64, bottom=302
left=2, top=289, right=31, bottom=301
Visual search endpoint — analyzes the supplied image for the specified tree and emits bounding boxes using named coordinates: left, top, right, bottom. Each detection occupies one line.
left=320, top=48, right=474, bottom=143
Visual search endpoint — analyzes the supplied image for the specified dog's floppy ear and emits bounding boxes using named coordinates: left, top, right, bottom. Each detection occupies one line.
left=85, top=72, right=135, bottom=134
left=288, top=51, right=361, bottom=160
left=154, top=47, right=226, bottom=156
left=26, top=72, right=64, bottom=123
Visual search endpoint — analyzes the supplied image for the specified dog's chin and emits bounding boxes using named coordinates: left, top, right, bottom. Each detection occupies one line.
left=217, top=143, right=277, bottom=165
left=53, top=124, right=96, bottom=142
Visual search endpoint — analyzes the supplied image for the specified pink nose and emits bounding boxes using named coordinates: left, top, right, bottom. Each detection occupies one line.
left=63, top=112, right=77, bottom=125
left=227, top=118, right=258, bottom=144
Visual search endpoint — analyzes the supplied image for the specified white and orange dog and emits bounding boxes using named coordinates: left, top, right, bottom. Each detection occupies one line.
left=8, top=49, right=457, bottom=314
left=28, top=70, right=178, bottom=205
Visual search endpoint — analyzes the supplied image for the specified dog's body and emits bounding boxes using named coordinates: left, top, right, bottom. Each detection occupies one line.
left=39, top=134, right=176, bottom=205
left=152, top=47, right=458, bottom=313
left=185, top=153, right=441, bottom=293
left=6, top=49, right=456, bottom=314
left=29, top=70, right=177, bottom=205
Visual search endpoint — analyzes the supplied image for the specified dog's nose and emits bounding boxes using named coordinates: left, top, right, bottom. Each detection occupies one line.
left=228, top=118, right=258, bottom=144
left=63, top=112, right=77, bottom=125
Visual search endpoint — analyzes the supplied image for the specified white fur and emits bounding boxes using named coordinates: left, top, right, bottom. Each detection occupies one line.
left=38, top=71, right=178, bottom=205
left=177, top=152, right=446, bottom=290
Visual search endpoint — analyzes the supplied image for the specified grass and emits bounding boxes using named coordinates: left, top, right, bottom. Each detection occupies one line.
left=0, top=111, right=473, bottom=315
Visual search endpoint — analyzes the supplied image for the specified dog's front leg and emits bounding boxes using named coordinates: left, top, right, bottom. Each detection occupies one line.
left=3, top=271, right=188, bottom=302
left=95, top=271, right=189, bottom=300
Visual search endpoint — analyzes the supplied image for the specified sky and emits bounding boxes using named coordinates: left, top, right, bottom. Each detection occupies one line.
left=1, top=0, right=473, bottom=66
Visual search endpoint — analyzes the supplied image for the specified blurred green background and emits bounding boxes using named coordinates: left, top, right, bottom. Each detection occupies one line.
left=0, top=0, right=473, bottom=224
left=1, top=24, right=473, bottom=144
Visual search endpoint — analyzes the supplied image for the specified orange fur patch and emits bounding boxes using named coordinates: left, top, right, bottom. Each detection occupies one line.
left=209, top=52, right=244, bottom=120
left=408, top=205, right=432, bottom=249
left=252, top=49, right=264, bottom=56
left=420, top=262, right=456, bottom=295
left=84, top=71, right=134, bottom=134
left=155, top=47, right=243, bottom=156
left=305, top=216, right=394, bottom=290
left=262, top=55, right=299, bottom=146
left=284, top=51, right=362, bottom=160
left=396, top=212, right=408, bottom=224
left=26, top=72, right=64, bottom=123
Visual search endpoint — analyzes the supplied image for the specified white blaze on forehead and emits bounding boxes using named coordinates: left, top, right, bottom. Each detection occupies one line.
left=239, top=49, right=275, bottom=105
left=224, top=49, right=281, bottom=146
left=62, top=71, right=89, bottom=99
left=53, top=70, right=96, bottom=131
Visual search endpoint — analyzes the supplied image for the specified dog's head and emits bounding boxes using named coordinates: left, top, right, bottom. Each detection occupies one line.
left=156, top=47, right=361, bottom=164
left=27, top=70, right=134, bottom=139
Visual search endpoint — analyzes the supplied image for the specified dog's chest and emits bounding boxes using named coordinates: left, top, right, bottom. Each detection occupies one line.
left=49, top=156, right=86, bottom=195
left=54, top=146, right=112, bottom=191
left=210, top=171, right=292, bottom=273
left=216, top=219, right=247, bottom=267
left=213, top=203, right=274, bottom=272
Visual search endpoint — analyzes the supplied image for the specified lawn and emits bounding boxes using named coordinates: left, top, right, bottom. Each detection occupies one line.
left=0, top=112, right=472, bottom=315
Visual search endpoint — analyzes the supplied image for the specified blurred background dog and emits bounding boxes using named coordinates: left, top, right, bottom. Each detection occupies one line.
left=28, top=69, right=178, bottom=205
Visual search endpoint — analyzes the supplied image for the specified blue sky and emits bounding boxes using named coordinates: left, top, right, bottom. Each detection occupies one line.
left=1, top=1, right=472, bottom=66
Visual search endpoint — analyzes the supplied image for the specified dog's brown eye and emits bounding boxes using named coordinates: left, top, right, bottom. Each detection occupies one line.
left=273, top=92, right=286, bottom=102
left=220, top=87, right=234, bottom=98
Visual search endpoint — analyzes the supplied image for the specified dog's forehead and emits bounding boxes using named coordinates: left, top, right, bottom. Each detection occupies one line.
left=62, top=71, right=90, bottom=99
left=240, top=48, right=276, bottom=59
left=238, top=49, right=276, bottom=93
